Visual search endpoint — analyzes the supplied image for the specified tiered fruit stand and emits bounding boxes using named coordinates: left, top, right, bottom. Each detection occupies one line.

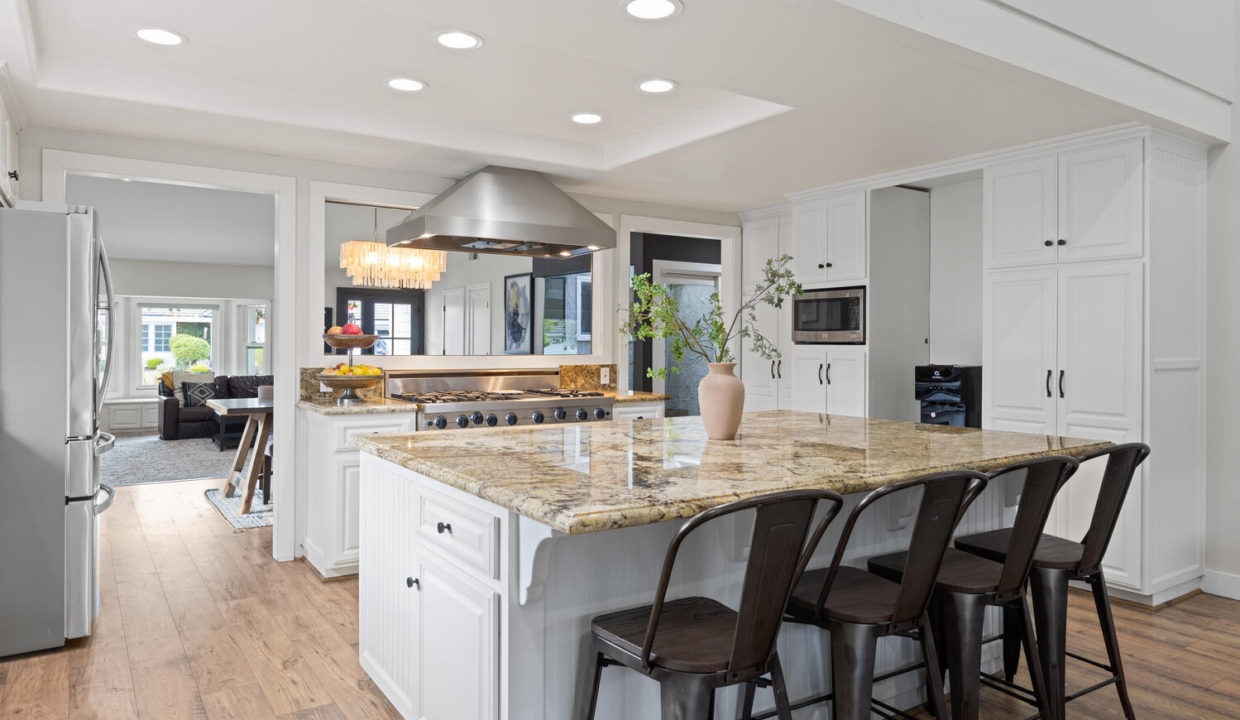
left=318, top=334, right=382, bottom=404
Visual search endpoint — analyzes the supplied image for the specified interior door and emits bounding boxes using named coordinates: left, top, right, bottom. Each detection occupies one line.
left=824, top=349, right=867, bottom=417
left=442, top=288, right=465, bottom=355
left=1057, top=139, right=1144, bottom=263
left=650, top=261, right=721, bottom=416
left=787, top=346, right=827, bottom=414
left=418, top=556, right=498, bottom=720
left=984, top=154, right=1058, bottom=268
left=740, top=216, right=781, bottom=411
left=825, top=190, right=867, bottom=282
left=982, top=267, right=1057, bottom=435
left=465, top=284, right=490, bottom=355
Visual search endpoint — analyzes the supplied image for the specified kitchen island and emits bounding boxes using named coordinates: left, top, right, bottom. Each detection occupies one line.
left=354, top=411, right=1107, bottom=720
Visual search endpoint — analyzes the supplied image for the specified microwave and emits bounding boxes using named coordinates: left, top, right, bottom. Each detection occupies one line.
left=791, top=286, right=865, bottom=344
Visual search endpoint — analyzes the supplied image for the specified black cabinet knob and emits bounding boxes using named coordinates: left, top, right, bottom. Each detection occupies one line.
left=817, top=263, right=825, bottom=269
left=575, top=408, right=588, bottom=421
left=825, top=262, right=833, bottom=268
left=1044, top=240, right=1054, bottom=247
left=406, top=577, right=420, bottom=589
left=6, top=171, right=16, bottom=181
left=1057, top=238, right=1067, bottom=246
left=436, top=521, right=452, bottom=535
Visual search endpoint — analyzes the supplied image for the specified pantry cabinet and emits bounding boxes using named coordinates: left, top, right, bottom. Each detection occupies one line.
left=740, top=209, right=794, bottom=412
left=791, top=189, right=866, bottom=285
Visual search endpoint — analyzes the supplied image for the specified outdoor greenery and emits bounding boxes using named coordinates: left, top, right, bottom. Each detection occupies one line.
left=169, top=333, right=211, bottom=369
left=145, top=357, right=163, bottom=370
left=619, top=254, right=801, bottom=379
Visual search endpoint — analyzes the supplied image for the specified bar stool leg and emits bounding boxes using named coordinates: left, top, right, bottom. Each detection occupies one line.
left=829, top=620, right=879, bottom=720
left=1001, top=601, right=1023, bottom=682
left=918, top=611, right=950, bottom=720
left=735, top=682, right=756, bottom=720
left=659, top=674, right=715, bottom=720
left=1089, top=571, right=1136, bottom=720
left=576, top=650, right=603, bottom=720
left=1030, top=567, right=1069, bottom=720
left=1020, top=593, right=1055, bottom=720
left=943, top=591, right=986, bottom=720
left=768, top=653, right=794, bottom=720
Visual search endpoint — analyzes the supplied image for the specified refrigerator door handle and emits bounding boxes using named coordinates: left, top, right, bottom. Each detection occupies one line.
left=93, top=431, right=115, bottom=457
left=95, top=235, right=115, bottom=419
left=93, top=483, right=115, bottom=516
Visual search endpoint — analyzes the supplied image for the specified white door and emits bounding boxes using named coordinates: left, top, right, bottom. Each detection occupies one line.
left=982, top=267, right=1057, bottom=435
left=1057, top=139, right=1144, bottom=263
left=825, top=190, right=867, bottom=282
left=442, top=288, right=465, bottom=355
left=417, top=557, right=499, bottom=720
left=741, top=216, right=782, bottom=411
left=466, top=283, right=491, bottom=355
left=792, top=197, right=830, bottom=285
left=788, top=346, right=827, bottom=414
left=1052, top=260, right=1144, bottom=587
left=984, top=154, right=1058, bottom=268
left=651, top=260, right=722, bottom=416
left=824, top=349, right=867, bottom=417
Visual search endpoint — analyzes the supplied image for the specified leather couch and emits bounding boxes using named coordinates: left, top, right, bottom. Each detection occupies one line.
left=158, top=374, right=274, bottom=440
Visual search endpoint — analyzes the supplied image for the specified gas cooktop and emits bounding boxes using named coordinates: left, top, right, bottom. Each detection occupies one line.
left=389, top=386, right=613, bottom=430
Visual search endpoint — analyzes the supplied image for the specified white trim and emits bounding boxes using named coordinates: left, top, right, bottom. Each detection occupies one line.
left=649, top=260, right=723, bottom=396
left=42, top=149, right=300, bottom=562
left=1203, top=570, right=1240, bottom=601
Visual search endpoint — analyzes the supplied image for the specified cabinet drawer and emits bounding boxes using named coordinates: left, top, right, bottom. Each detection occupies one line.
left=418, top=488, right=499, bottom=579
left=336, top=420, right=413, bottom=452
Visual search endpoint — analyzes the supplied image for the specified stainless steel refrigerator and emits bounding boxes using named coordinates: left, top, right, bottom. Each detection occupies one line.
left=0, top=202, right=116, bottom=656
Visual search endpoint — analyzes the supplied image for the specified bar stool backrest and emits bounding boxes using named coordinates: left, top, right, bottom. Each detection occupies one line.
left=639, top=489, right=846, bottom=679
left=814, top=471, right=988, bottom=633
left=992, top=456, right=1081, bottom=601
left=1076, top=443, right=1151, bottom=576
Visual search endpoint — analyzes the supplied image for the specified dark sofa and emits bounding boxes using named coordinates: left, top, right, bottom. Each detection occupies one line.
left=158, top=374, right=274, bottom=440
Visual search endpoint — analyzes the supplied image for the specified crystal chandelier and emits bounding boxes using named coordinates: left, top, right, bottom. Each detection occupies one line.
left=339, top=207, right=446, bottom=289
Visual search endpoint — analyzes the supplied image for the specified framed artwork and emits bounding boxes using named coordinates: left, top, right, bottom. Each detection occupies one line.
left=503, top=272, right=534, bottom=354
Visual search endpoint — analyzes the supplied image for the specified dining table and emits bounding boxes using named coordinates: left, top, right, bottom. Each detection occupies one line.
left=206, top=397, right=273, bottom=514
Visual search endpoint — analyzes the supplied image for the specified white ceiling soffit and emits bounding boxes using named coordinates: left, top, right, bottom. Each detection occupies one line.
left=0, top=0, right=1186, bottom=211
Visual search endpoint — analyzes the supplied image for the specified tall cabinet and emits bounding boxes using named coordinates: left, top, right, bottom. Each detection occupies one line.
left=982, top=131, right=1205, bottom=603
left=739, top=208, right=794, bottom=412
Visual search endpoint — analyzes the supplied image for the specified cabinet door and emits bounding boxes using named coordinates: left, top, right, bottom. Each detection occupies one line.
left=982, top=267, right=1057, bottom=435
left=984, top=154, right=1057, bottom=268
left=741, top=215, right=782, bottom=411
left=787, top=347, right=827, bottom=413
left=1057, top=139, right=1143, bottom=263
left=824, top=349, right=867, bottom=417
left=418, top=557, right=499, bottom=720
left=792, top=198, right=831, bottom=285
left=335, top=455, right=362, bottom=567
left=0, top=92, right=15, bottom=204
left=1052, top=261, right=1143, bottom=587
left=825, top=190, right=867, bottom=281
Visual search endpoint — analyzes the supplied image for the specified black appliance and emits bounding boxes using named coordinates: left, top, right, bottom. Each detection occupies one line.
left=915, top=365, right=982, bottom=428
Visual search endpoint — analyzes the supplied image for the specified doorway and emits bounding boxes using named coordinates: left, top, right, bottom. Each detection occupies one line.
left=651, top=260, right=723, bottom=416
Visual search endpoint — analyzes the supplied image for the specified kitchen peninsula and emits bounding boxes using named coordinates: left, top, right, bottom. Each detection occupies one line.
left=354, top=411, right=1108, bottom=720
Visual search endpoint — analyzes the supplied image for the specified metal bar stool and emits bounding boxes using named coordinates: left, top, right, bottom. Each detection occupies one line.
left=867, top=455, right=1080, bottom=720
left=954, top=442, right=1151, bottom=720
left=576, top=489, right=845, bottom=720
left=769, top=470, right=990, bottom=720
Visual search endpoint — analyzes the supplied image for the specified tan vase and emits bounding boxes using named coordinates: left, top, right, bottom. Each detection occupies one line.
left=698, top=362, right=745, bottom=440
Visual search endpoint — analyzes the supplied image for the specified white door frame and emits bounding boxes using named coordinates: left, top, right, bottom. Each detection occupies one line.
left=617, top=215, right=741, bottom=393
left=649, top=260, right=723, bottom=395
left=43, top=149, right=300, bottom=561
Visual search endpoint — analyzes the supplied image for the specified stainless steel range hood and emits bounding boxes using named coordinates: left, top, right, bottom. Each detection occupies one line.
left=386, top=166, right=615, bottom=258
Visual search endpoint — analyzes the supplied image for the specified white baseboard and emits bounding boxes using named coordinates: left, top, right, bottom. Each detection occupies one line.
left=1203, top=569, right=1240, bottom=600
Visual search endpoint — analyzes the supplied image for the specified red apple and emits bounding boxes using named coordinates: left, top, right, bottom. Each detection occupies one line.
left=342, top=323, right=363, bottom=335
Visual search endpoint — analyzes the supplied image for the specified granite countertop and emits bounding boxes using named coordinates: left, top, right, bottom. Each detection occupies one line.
left=607, top=390, right=669, bottom=403
left=353, top=410, right=1109, bottom=534
left=297, top=397, right=421, bottom=415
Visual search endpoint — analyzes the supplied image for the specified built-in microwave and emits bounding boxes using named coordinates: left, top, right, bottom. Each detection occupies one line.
left=791, top=286, right=865, bottom=344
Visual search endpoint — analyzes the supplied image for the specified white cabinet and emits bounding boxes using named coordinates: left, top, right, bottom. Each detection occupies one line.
left=611, top=400, right=665, bottom=421
left=417, top=556, right=499, bottom=720
left=788, top=346, right=867, bottom=417
left=983, top=267, right=1058, bottom=436
left=791, top=189, right=867, bottom=284
left=740, top=210, right=794, bottom=411
left=303, top=409, right=419, bottom=578
left=0, top=88, right=16, bottom=205
left=984, top=139, right=1142, bottom=269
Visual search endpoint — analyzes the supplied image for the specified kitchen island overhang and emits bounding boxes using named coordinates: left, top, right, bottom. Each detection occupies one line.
left=354, top=411, right=1109, bottom=720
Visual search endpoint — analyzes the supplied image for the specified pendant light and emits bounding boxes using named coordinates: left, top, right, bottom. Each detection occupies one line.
left=340, top=206, right=447, bottom=289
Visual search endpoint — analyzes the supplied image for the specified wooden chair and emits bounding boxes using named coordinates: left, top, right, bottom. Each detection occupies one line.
left=577, top=489, right=845, bottom=720
left=776, top=470, right=990, bottom=720
left=867, top=455, right=1081, bottom=720
left=954, top=443, right=1150, bottom=720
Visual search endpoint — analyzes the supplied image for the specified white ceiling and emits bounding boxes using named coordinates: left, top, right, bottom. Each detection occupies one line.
left=65, top=175, right=275, bottom=265
left=3, top=0, right=1152, bottom=212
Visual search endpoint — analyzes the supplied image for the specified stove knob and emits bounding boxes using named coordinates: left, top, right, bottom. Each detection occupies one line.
left=432, top=416, right=447, bottom=430
left=470, top=411, right=484, bottom=425
left=554, top=407, right=567, bottom=420
left=594, top=408, right=607, bottom=420
left=505, top=412, right=518, bottom=425
left=485, top=413, right=498, bottom=426
left=532, top=411, right=545, bottom=424
left=575, top=408, right=588, bottom=421
left=455, top=415, right=470, bottom=428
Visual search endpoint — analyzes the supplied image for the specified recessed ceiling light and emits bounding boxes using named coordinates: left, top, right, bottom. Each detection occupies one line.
left=622, top=0, right=683, bottom=20
left=387, top=78, right=427, bottom=92
left=638, top=78, right=676, bottom=94
left=571, top=113, right=602, bottom=125
left=435, top=30, right=483, bottom=50
left=136, top=28, right=185, bottom=46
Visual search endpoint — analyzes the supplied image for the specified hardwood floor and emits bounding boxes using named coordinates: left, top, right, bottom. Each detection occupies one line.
left=2, top=478, right=1239, bottom=719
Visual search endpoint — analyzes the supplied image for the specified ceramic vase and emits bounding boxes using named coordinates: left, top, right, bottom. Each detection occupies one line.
left=698, top=362, right=744, bottom=440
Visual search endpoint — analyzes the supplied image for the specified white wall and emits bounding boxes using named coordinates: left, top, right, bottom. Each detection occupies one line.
left=424, top=252, right=531, bottom=355
left=111, top=258, right=274, bottom=300
left=927, top=178, right=983, bottom=365
left=1204, top=9, right=1240, bottom=597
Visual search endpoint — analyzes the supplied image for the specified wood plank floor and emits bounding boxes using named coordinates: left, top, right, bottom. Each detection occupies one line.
left=2, top=478, right=1239, bottom=719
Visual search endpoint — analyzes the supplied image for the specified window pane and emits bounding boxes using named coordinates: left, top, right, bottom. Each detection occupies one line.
left=546, top=277, right=566, bottom=319
left=393, top=340, right=412, bottom=355
left=579, top=280, right=592, bottom=335
left=394, top=304, right=412, bottom=338
left=347, top=300, right=362, bottom=326
left=139, top=306, right=214, bottom=384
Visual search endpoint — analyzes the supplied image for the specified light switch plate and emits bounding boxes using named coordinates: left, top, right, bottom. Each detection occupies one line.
left=600, top=367, right=610, bottom=385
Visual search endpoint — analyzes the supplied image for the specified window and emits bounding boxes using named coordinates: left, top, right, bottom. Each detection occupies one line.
left=576, top=275, right=592, bottom=341
left=244, top=305, right=267, bottom=375
left=138, top=305, right=215, bottom=385
left=334, top=289, right=423, bottom=355
left=541, top=271, right=592, bottom=355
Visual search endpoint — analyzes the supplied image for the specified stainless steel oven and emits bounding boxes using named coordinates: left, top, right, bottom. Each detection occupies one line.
left=791, top=286, right=865, bottom=344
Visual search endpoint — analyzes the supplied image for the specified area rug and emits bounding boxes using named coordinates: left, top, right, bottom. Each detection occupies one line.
left=102, top=433, right=234, bottom=487
left=204, top=487, right=273, bottom=530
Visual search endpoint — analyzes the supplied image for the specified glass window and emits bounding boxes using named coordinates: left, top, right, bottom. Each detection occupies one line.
left=138, top=306, right=215, bottom=385
left=542, top=271, right=591, bottom=355
left=245, top=305, right=267, bottom=375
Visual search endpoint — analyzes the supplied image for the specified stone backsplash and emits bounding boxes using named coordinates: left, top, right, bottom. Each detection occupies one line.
left=559, top=364, right=618, bottom=392
left=299, top=367, right=387, bottom=402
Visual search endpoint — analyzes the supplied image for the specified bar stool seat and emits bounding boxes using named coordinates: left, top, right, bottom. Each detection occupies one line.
left=788, top=566, right=901, bottom=624
left=955, top=529, right=1084, bottom=569
left=590, top=596, right=738, bottom=673
left=868, top=548, right=1003, bottom=594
